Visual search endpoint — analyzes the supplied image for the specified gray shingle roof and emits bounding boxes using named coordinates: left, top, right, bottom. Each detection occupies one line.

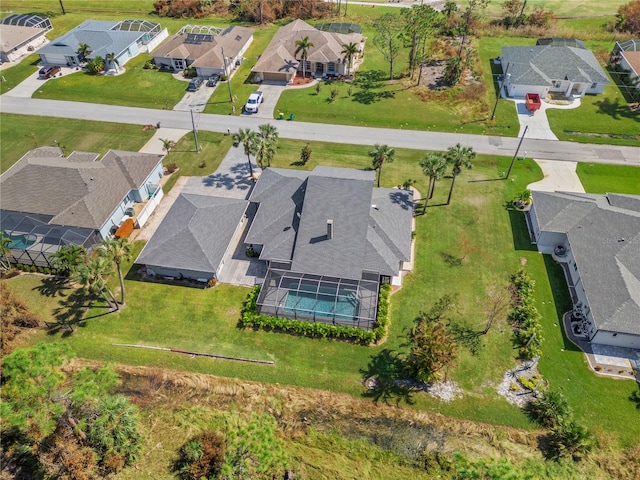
left=136, top=194, right=248, bottom=274
left=532, top=191, right=640, bottom=335
left=501, top=45, right=609, bottom=87
left=248, top=167, right=413, bottom=280
left=0, top=147, right=162, bottom=230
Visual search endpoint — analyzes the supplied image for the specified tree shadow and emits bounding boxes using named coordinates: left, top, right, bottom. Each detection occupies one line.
left=33, top=276, right=69, bottom=298
left=352, top=89, right=395, bottom=105
left=45, top=289, right=111, bottom=337
left=593, top=96, right=640, bottom=123
left=352, top=70, right=387, bottom=90
left=360, top=349, right=415, bottom=406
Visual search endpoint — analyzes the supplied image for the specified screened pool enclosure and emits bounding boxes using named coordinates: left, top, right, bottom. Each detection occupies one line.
left=257, top=269, right=380, bottom=330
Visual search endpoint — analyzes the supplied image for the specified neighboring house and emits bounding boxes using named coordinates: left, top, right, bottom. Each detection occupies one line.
left=526, top=191, right=640, bottom=349
left=37, top=19, right=167, bottom=67
left=248, top=167, right=413, bottom=330
left=0, top=14, right=52, bottom=63
left=611, top=39, right=640, bottom=88
left=152, top=25, right=254, bottom=77
left=136, top=193, right=249, bottom=283
left=0, top=147, right=164, bottom=267
left=500, top=39, right=610, bottom=98
left=251, top=19, right=365, bottom=83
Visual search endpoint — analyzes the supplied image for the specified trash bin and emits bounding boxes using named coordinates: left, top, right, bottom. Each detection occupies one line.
left=278, top=112, right=284, bottom=120
left=289, top=113, right=295, bottom=121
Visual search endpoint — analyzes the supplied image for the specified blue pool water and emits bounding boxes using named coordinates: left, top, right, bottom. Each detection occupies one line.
left=284, top=284, right=358, bottom=320
left=7, top=234, right=36, bottom=249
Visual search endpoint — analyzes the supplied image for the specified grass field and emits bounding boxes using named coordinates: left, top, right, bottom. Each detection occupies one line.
left=576, top=163, right=640, bottom=194
left=6, top=127, right=640, bottom=446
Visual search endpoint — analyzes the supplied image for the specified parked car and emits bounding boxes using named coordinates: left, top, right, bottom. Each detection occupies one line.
left=187, top=77, right=203, bottom=92
left=206, top=74, right=220, bottom=87
left=244, top=91, right=264, bottom=114
left=39, top=65, right=61, bottom=78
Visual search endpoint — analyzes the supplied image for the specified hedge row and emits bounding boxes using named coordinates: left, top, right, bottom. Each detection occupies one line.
left=509, top=268, right=543, bottom=359
left=11, top=263, right=58, bottom=275
left=240, top=283, right=392, bottom=345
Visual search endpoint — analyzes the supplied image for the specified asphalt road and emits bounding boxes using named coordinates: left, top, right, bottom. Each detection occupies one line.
left=1, top=95, right=638, bottom=166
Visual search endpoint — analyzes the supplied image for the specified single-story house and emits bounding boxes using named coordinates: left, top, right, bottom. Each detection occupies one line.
left=152, top=25, right=254, bottom=77
left=135, top=193, right=249, bottom=283
left=0, top=14, right=52, bottom=63
left=37, top=19, right=167, bottom=67
left=248, top=166, right=413, bottom=330
left=500, top=39, right=610, bottom=98
left=251, top=19, right=365, bottom=83
left=611, top=39, right=640, bottom=88
left=0, top=147, right=164, bottom=267
left=526, top=191, right=640, bottom=349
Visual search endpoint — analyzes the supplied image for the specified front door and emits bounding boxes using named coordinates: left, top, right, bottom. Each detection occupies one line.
left=315, top=63, right=324, bottom=76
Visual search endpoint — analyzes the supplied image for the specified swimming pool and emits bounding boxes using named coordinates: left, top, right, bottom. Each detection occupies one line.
left=7, top=234, right=37, bottom=249
left=284, top=284, right=358, bottom=321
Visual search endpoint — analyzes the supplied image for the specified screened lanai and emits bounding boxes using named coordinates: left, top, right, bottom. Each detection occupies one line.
left=257, top=269, right=379, bottom=330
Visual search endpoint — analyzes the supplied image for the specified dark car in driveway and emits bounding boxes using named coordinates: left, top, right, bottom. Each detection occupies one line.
left=206, top=74, right=220, bottom=87
left=39, top=66, right=61, bottom=78
left=187, top=77, right=203, bottom=92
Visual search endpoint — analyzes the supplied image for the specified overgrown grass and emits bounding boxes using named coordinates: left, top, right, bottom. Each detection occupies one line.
left=0, top=114, right=155, bottom=173
left=576, top=163, right=640, bottom=194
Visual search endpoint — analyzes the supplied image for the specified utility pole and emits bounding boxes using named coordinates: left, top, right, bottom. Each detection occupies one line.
left=190, top=110, right=200, bottom=153
left=506, top=125, right=528, bottom=179
left=221, top=46, right=233, bottom=104
left=59, top=0, right=66, bottom=15
left=491, top=62, right=509, bottom=120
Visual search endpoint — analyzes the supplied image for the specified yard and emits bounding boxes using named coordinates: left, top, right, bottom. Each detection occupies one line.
left=5, top=128, right=640, bottom=447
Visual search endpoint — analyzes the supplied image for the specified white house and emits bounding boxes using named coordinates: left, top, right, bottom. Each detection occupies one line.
left=0, top=14, right=52, bottom=63
left=526, top=191, right=640, bottom=349
left=500, top=39, right=610, bottom=98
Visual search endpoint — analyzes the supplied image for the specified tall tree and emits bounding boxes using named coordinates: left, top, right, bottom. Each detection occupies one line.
left=105, top=52, right=119, bottom=72
left=458, top=0, right=490, bottom=56
left=98, top=238, right=132, bottom=305
left=294, top=36, right=315, bottom=78
left=341, top=42, right=359, bottom=78
left=445, top=143, right=475, bottom=205
left=256, top=123, right=279, bottom=169
left=50, top=244, right=87, bottom=276
left=419, top=152, right=447, bottom=213
left=232, top=128, right=259, bottom=178
left=443, top=0, right=458, bottom=17
left=401, top=5, right=443, bottom=76
left=72, top=256, right=119, bottom=311
left=373, top=13, right=404, bottom=81
left=0, top=232, right=13, bottom=272
left=368, top=144, right=396, bottom=188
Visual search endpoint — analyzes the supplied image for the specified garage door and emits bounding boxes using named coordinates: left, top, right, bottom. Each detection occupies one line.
left=262, top=72, right=289, bottom=82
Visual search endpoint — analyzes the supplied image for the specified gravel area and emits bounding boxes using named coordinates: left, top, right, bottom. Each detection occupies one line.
left=496, top=360, right=541, bottom=407
left=426, top=381, right=464, bottom=402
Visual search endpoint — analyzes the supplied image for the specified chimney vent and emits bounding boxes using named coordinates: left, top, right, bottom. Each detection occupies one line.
left=327, top=219, right=334, bottom=239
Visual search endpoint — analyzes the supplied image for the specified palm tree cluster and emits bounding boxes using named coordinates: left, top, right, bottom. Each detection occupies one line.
left=232, top=124, right=279, bottom=179
left=50, top=238, right=132, bottom=312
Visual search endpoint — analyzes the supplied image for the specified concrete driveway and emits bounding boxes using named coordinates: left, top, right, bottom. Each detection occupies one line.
left=251, top=83, right=286, bottom=119
left=527, top=159, right=586, bottom=193
left=510, top=94, right=582, bottom=141
left=173, top=80, right=217, bottom=113
left=3, top=65, right=81, bottom=98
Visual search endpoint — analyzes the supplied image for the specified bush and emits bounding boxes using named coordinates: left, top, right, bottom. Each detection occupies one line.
left=525, top=389, right=570, bottom=428
left=115, top=219, right=135, bottom=239
left=174, top=432, right=226, bottom=480
left=508, top=268, right=543, bottom=359
left=546, top=420, right=595, bottom=461
left=165, top=162, right=179, bottom=173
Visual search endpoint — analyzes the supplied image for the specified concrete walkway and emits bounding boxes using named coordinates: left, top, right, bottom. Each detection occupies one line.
left=138, top=127, right=191, bottom=155
left=527, top=159, right=586, bottom=193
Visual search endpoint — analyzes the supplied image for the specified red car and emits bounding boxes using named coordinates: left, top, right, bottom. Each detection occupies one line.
left=39, top=65, right=61, bottom=78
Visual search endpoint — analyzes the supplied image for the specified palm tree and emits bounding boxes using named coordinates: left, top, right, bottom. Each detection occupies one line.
left=445, top=143, right=476, bottom=205
left=77, top=43, right=91, bottom=61
left=98, top=238, right=132, bottom=305
left=419, top=152, right=447, bottom=214
left=548, top=420, right=595, bottom=460
left=105, top=52, right=119, bottom=73
left=341, top=42, right=359, bottom=78
left=50, top=244, right=86, bottom=277
left=443, top=1, right=458, bottom=17
left=72, top=256, right=118, bottom=311
left=295, top=36, right=315, bottom=79
left=160, top=138, right=176, bottom=155
left=368, top=144, right=395, bottom=188
left=526, top=389, right=570, bottom=428
left=0, top=232, right=13, bottom=272
left=232, top=128, right=259, bottom=178
left=87, top=56, right=104, bottom=74
left=256, top=123, right=279, bottom=170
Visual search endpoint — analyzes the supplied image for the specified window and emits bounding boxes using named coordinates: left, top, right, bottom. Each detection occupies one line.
left=327, top=62, right=335, bottom=73
left=573, top=262, right=578, bottom=272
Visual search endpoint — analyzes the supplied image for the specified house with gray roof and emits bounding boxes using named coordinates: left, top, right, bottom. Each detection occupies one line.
left=526, top=191, right=640, bottom=349
left=500, top=39, right=610, bottom=98
left=0, top=147, right=164, bottom=268
left=37, top=19, right=166, bottom=68
left=0, top=14, right=52, bottom=63
left=251, top=19, right=365, bottom=83
left=152, top=25, right=253, bottom=77
left=249, top=167, right=413, bottom=330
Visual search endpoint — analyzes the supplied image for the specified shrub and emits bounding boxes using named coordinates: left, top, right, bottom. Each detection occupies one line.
left=546, top=420, right=595, bottom=461
left=174, top=432, right=226, bottom=480
left=115, top=219, right=135, bottom=239
left=508, top=268, right=543, bottom=359
left=165, top=162, right=179, bottom=173
left=329, top=87, right=339, bottom=102
left=300, top=143, right=312, bottom=165
left=207, top=278, right=217, bottom=288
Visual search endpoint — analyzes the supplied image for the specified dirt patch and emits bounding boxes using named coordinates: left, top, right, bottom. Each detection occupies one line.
left=419, top=60, right=447, bottom=90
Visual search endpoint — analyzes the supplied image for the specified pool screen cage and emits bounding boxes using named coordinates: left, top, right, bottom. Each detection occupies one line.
left=1, top=212, right=100, bottom=268
left=257, top=269, right=379, bottom=330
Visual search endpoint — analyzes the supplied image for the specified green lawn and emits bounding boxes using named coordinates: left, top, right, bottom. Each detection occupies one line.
left=0, top=114, right=155, bottom=173
left=0, top=54, right=41, bottom=96
left=483, top=0, right=629, bottom=18
left=576, top=163, right=640, bottom=194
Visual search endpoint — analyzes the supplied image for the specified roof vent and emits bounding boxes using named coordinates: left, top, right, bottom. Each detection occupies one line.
left=371, top=204, right=379, bottom=210
left=327, top=219, right=334, bottom=240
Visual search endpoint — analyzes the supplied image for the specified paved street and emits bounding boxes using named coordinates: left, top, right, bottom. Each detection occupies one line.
left=1, top=95, right=639, bottom=166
